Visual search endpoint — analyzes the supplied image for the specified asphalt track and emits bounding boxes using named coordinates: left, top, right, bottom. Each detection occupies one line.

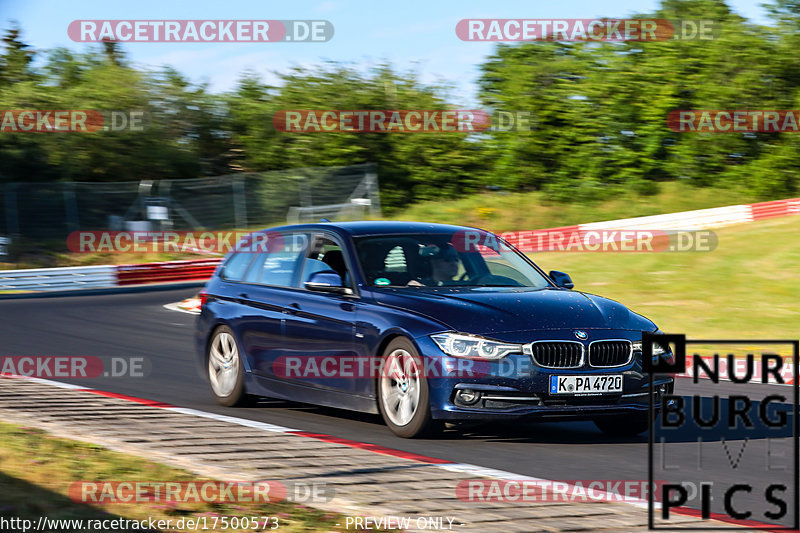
left=1, top=287, right=796, bottom=529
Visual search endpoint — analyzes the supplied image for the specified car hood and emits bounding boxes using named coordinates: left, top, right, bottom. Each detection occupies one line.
left=372, top=287, right=655, bottom=336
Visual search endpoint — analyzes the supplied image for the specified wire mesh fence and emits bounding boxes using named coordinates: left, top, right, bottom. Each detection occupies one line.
left=0, top=163, right=380, bottom=244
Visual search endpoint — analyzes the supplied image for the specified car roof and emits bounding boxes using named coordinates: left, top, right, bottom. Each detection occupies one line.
left=259, top=220, right=488, bottom=237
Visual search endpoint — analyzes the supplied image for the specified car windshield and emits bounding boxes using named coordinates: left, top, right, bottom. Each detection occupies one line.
left=353, top=231, right=552, bottom=289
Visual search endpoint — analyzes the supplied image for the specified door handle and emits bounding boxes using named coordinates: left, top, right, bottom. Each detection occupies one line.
left=239, top=293, right=249, bottom=299
left=288, top=302, right=301, bottom=311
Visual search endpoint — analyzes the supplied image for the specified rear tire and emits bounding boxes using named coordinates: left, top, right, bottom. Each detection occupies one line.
left=207, top=326, right=250, bottom=407
left=377, top=338, right=440, bottom=438
left=594, top=412, right=649, bottom=436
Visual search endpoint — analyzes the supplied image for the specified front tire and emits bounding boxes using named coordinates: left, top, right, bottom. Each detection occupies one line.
left=207, top=326, right=249, bottom=407
left=377, top=338, right=438, bottom=438
left=594, top=412, right=649, bottom=436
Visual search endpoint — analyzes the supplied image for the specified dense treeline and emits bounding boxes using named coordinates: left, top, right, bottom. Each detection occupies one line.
left=1, top=0, right=799, bottom=210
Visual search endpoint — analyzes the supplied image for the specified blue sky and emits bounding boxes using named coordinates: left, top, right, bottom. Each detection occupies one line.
left=0, top=0, right=775, bottom=104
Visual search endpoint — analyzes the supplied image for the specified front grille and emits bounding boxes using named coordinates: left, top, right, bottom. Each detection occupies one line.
left=589, top=340, right=632, bottom=367
left=531, top=342, right=583, bottom=368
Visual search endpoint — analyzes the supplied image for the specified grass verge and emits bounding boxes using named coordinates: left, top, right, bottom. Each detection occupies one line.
left=529, top=216, right=800, bottom=340
left=390, top=181, right=772, bottom=233
left=0, top=420, right=387, bottom=532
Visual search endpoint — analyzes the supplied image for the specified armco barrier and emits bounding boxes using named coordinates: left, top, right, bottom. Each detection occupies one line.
left=0, top=260, right=220, bottom=293
left=0, top=265, right=118, bottom=292
left=0, top=195, right=798, bottom=293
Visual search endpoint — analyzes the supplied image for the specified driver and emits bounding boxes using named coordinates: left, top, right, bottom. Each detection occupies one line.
left=408, top=244, right=461, bottom=286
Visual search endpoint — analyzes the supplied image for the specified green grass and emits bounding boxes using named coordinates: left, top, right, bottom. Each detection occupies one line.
left=0, top=421, right=389, bottom=532
left=528, top=216, right=800, bottom=340
left=387, top=181, right=770, bottom=233
left=386, top=181, right=799, bottom=339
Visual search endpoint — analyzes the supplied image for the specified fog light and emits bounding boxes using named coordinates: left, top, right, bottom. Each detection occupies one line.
left=456, top=389, right=481, bottom=405
left=656, top=384, right=676, bottom=407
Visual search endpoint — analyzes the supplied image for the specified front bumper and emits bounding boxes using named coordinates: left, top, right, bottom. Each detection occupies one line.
left=432, top=380, right=673, bottom=420
left=415, top=332, right=674, bottom=421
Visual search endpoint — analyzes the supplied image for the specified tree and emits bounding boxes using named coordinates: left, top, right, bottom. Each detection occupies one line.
left=0, top=24, right=35, bottom=86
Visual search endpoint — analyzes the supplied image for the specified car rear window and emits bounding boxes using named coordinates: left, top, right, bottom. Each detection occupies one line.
left=220, top=252, right=254, bottom=282
left=241, top=232, right=310, bottom=287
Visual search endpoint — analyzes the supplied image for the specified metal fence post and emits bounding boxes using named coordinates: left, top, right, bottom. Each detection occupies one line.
left=64, top=182, right=79, bottom=232
left=301, top=174, right=312, bottom=208
left=5, top=183, right=19, bottom=236
left=366, top=165, right=381, bottom=216
left=233, top=176, right=247, bottom=229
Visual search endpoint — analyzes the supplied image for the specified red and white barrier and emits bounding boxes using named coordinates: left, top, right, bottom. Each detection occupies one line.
left=116, top=259, right=220, bottom=286
left=0, top=259, right=221, bottom=293
left=750, top=197, right=800, bottom=220
left=500, top=196, right=799, bottom=252
left=579, top=204, right=754, bottom=232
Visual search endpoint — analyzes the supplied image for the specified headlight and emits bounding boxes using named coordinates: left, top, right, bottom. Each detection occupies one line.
left=431, top=333, right=522, bottom=360
left=633, top=333, right=673, bottom=364
left=632, top=340, right=668, bottom=356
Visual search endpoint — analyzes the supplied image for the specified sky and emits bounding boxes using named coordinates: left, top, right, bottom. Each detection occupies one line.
left=0, top=0, right=776, bottom=105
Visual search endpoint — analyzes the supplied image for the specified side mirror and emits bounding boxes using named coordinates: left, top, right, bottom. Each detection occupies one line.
left=304, top=270, right=349, bottom=294
left=548, top=270, right=574, bottom=289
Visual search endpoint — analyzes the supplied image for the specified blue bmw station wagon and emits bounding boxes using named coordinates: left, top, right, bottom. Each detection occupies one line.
left=196, top=221, right=674, bottom=438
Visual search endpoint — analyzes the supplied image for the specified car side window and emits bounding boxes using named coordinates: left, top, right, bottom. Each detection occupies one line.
left=303, top=234, right=354, bottom=288
left=242, top=232, right=309, bottom=287
left=220, top=252, right=255, bottom=282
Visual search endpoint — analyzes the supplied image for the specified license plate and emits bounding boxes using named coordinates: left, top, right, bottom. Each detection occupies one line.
left=550, top=374, right=623, bottom=395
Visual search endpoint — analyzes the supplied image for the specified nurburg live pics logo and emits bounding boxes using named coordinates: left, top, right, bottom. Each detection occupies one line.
left=644, top=333, right=800, bottom=530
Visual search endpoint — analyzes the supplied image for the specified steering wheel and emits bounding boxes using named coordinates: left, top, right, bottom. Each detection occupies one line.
left=463, top=272, right=486, bottom=284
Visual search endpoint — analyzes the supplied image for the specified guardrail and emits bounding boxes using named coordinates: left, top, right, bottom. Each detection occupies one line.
left=0, top=265, right=118, bottom=292
left=0, top=260, right=220, bottom=292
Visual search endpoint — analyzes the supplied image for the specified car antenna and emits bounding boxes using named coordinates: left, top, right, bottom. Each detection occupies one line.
left=320, top=218, right=331, bottom=222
